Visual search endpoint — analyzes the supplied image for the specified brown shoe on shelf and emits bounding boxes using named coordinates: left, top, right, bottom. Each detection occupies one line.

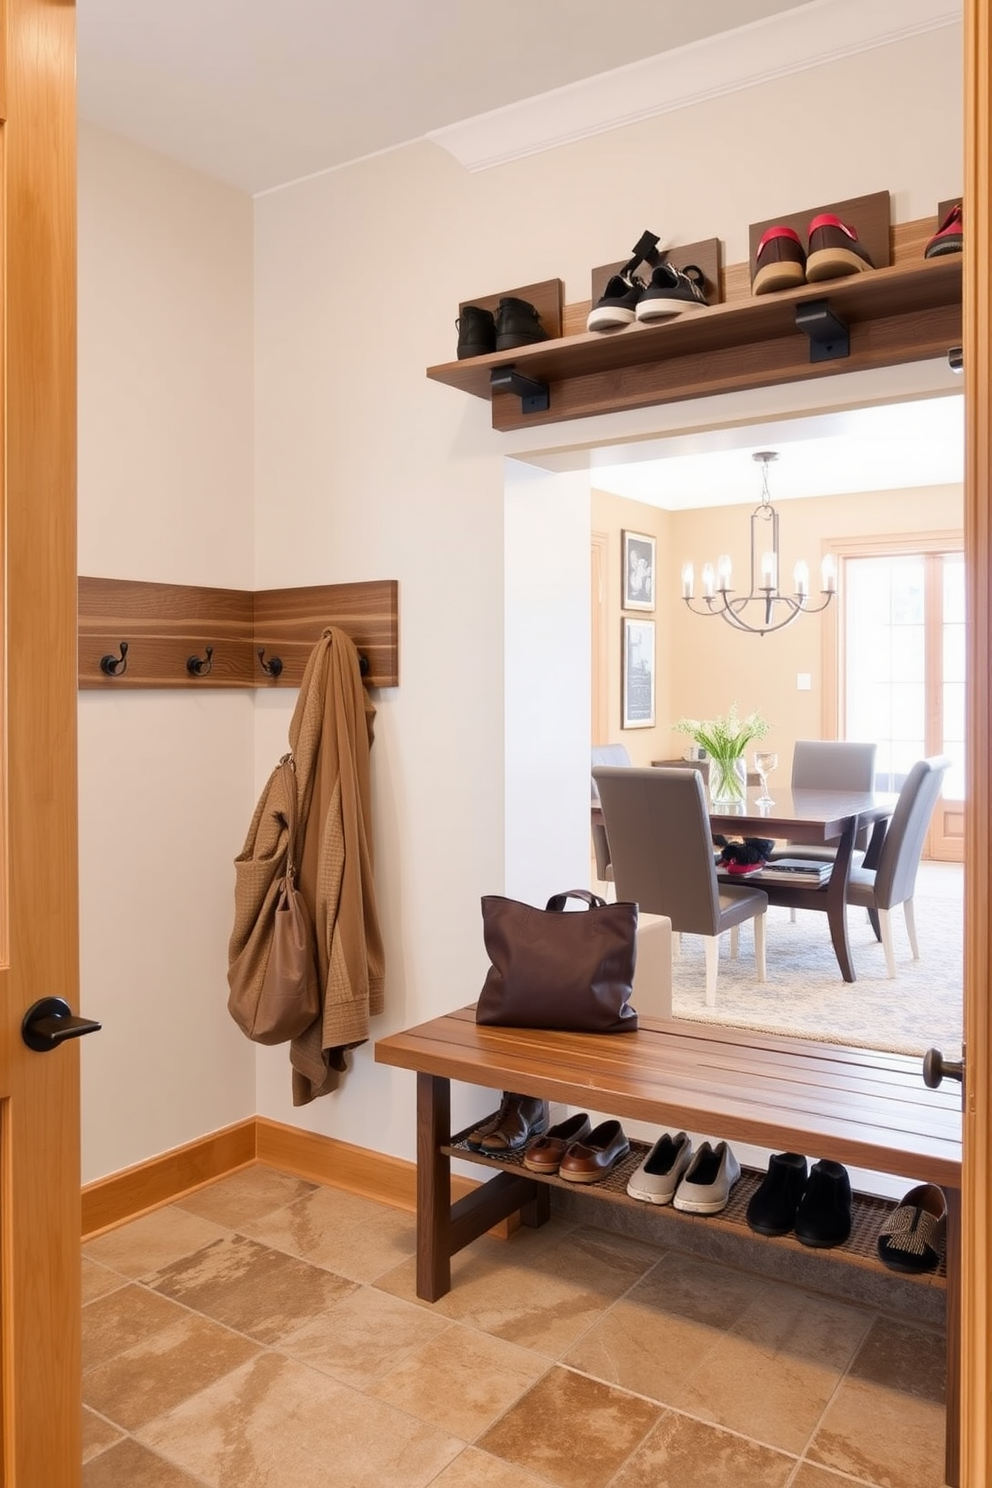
left=805, top=213, right=874, bottom=282
left=924, top=201, right=962, bottom=259
left=557, top=1119, right=630, bottom=1183
left=467, top=1092, right=549, bottom=1154
left=522, top=1111, right=593, bottom=1174
left=752, top=224, right=807, bottom=295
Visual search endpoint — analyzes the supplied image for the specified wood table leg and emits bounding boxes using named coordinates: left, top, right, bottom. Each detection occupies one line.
left=943, top=1184, right=961, bottom=1487
left=824, top=817, right=858, bottom=982
left=416, top=1071, right=451, bottom=1302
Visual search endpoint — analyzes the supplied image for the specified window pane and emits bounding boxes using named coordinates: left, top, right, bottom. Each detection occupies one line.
left=943, top=681, right=965, bottom=745
left=943, top=554, right=965, bottom=624
left=943, top=621, right=966, bottom=684
left=891, top=625, right=924, bottom=682
left=845, top=549, right=966, bottom=810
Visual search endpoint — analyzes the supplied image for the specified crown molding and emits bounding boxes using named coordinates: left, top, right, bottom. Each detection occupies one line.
left=427, top=0, right=961, bottom=173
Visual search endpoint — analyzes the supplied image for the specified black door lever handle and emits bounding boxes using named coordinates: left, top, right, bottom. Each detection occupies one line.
left=21, top=997, right=102, bottom=1052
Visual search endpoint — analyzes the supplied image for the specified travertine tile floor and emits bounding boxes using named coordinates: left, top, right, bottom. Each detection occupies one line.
left=82, top=1166, right=948, bottom=1488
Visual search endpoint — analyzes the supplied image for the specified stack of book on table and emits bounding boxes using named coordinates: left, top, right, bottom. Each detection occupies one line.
left=756, top=858, right=832, bottom=886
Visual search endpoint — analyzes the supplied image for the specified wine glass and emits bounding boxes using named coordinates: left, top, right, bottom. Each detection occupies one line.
left=754, top=750, right=778, bottom=806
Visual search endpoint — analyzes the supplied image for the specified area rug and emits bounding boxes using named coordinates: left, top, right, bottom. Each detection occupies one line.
left=670, top=862, right=963, bottom=1059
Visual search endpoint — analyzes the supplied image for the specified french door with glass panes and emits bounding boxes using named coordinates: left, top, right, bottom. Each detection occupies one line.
left=842, top=545, right=964, bottom=861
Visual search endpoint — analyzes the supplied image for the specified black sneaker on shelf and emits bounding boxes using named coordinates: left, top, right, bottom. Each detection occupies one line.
left=587, top=272, right=645, bottom=331
left=924, top=201, right=962, bottom=259
left=495, top=296, right=549, bottom=352
left=455, top=304, right=497, bottom=360
left=635, top=262, right=709, bottom=321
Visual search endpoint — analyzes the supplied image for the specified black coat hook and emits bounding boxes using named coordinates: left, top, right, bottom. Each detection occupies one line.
left=257, top=647, right=283, bottom=678
left=186, top=645, right=214, bottom=677
left=359, top=652, right=369, bottom=676
left=99, top=641, right=129, bottom=677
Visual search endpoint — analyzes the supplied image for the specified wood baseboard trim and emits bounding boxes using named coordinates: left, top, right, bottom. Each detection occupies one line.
left=254, top=1118, right=515, bottom=1236
left=82, top=1117, right=515, bottom=1240
left=81, top=1119, right=257, bottom=1240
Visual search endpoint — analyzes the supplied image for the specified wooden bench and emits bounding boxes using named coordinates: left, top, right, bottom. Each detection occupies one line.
left=375, top=1008, right=963, bottom=1485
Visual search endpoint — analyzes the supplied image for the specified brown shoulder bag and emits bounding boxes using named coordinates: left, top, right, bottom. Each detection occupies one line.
left=227, top=755, right=321, bottom=1045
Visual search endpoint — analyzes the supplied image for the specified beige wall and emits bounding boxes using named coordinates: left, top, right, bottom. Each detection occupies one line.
left=76, top=24, right=964, bottom=1179
left=77, top=124, right=257, bottom=1182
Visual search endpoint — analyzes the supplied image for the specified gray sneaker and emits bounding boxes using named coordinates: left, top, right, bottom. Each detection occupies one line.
left=626, top=1130, right=693, bottom=1204
left=672, top=1139, right=741, bottom=1215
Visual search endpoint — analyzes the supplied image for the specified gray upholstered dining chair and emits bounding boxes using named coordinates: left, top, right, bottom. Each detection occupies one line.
left=590, top=743, right=631, bottom=885
left=593, top=765, right=767, bottom=1008
left=846, top=755, right=951, bottom=977
left=769, top=739, right=878, bottom=863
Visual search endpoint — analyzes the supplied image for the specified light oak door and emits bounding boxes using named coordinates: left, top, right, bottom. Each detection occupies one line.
left=0, top=0, right=83, bottom=1483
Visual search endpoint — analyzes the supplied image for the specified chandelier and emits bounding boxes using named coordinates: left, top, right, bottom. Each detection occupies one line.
left=681, top=451, right=836, bottom=636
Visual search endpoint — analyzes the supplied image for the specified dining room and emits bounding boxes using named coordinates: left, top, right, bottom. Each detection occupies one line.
left=580, top=389, right=964, bottom=1064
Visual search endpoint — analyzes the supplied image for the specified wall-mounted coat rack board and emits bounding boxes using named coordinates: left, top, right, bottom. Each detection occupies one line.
left=78, top=576, right=399, bottom=690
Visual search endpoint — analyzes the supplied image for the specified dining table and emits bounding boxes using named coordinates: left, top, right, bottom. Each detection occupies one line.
left=592, top=782, right=899, bottom=983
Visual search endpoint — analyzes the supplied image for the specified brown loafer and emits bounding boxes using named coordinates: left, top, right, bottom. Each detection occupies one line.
left=469, top=1093, right=549, bottom=1154
left=558, top=1119, right=630, bottom=1184
left=522, top=1112, right=592, bottom=1174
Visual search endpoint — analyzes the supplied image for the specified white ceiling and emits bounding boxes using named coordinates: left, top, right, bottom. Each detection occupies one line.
left=75, top=0, right=965, bottom=497
left=76, top=0, right=810, bottom=195
left=588, top=394, right=964, bottom=509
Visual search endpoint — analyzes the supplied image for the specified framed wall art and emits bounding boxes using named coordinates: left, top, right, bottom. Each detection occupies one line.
left=622, top=617, right=655, bottom=729
left=622, top=529, right=656, bottom=611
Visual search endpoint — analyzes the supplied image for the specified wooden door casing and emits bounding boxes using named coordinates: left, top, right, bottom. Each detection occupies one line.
left=0, top=0, right=81, bottom=1484
left=961, top=2, right=991, bottom=1481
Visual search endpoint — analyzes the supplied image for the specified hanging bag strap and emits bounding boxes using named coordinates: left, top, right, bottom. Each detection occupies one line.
left=278, top=754, right=303, bottom=879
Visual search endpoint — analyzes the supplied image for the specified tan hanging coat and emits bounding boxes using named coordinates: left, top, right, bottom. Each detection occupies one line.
left=287, top=626, right=384, bottom=1103
left=227, top=625, right=384, bottom=1102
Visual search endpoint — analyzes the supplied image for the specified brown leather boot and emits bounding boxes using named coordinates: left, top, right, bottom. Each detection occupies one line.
left=466, top=1092, right=549, bottom=1154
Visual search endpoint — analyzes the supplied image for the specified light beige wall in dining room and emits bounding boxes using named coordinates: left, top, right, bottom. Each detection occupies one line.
left=591, top=489, right=673, bottom=763
left=661, top=481, right=963, bottom=768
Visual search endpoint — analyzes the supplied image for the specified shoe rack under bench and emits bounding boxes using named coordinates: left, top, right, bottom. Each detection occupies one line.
left=427, top=215, right=961, bottom=432
left=447, top=1123, right=947, bottom=1304
left=374, top=1006, right=963, bottom=1485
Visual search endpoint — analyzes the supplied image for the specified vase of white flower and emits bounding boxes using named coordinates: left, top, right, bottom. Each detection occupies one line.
left=673, top=706, right=770, bottom=807
left=707, top=755, right=749, bottom=806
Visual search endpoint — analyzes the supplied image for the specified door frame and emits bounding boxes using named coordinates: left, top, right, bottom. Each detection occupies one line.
left=960, top=2, right=991, bottom=1479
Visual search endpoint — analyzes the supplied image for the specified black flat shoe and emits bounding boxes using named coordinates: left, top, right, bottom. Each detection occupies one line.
left=746, top=1151, right=808, bottom=1237
left=795, top=1159, right=852, bottom=1248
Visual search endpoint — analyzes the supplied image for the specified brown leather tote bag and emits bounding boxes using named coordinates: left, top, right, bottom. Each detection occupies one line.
left=228, top=756, right=320, bottom=1045
left=476, top=889, right=638, bottom=1034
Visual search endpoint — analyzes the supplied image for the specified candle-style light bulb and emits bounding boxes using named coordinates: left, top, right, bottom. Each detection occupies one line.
left=681, top=562, right=694, bottom=599
left=760, top=551, right=777, bottom=590
left=794, top=559, right=810, bottom=598
left=702, top=563, right=715, bottom=599
left=716, top=554, right=732, bottom=592
left=821, top=553, right=837, bottom=593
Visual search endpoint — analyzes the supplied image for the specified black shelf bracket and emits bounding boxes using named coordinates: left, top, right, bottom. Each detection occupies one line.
left=490, top=367, right=550, bottom=414
left=795, top=299, right=850, bottom=362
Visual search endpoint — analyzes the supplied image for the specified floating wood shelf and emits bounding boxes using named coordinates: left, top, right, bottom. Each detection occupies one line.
left=428, top=254, right=962, bottom=432
left=78, top=576, right=399, bottom=690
